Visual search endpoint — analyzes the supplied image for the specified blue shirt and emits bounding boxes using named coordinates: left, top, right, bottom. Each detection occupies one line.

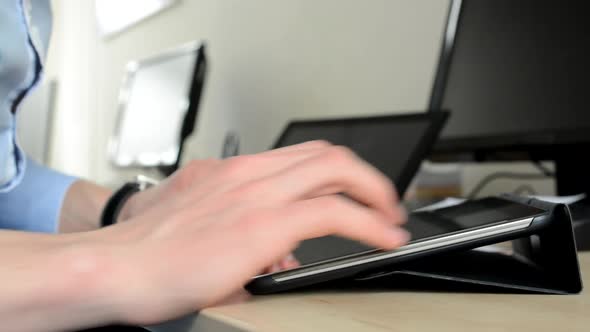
left=0, top=0, right=76, bottom=233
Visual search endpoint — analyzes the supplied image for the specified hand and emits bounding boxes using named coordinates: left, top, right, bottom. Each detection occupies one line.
left=118, top=154, right=302, bottom=273
left=90, top=141, right=408, bottom=325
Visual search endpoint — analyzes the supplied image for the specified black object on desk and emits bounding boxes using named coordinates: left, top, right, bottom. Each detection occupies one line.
left=315, top=196, right=582, bottom=295
left=566, top=199, right=590, bottom=251
left=247, top=195, right=582, bottom=295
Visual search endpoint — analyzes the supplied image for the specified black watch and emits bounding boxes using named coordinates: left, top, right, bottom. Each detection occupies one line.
left=100, top=175, right=158, bottom=227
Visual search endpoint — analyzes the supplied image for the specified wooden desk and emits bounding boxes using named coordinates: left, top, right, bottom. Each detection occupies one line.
left=152, top=253, right=589, bottom=332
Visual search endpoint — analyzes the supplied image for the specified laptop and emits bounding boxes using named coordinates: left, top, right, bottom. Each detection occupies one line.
left=245, top=111, right=551, bottom=294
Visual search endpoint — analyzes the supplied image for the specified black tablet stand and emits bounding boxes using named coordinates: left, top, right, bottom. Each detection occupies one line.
left=347, top=196, right=583, bottom=294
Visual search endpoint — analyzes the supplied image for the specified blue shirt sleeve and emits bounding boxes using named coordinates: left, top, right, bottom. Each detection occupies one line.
left=0, top=156, right=77, bottom=233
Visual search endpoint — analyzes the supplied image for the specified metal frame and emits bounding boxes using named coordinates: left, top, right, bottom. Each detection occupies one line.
left=109, top=40, right=205, bottom=169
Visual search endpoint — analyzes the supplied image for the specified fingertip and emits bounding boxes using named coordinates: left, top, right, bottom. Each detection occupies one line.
left=284, top=261, right=300, bottom=270
left=383, top=228, right=411, bottom=250
left=396, top=228, right=411, bottom=245
left=280, top=254, right=300, bottom=270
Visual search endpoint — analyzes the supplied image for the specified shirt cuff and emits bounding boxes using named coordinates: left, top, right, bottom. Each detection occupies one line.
left=0, top=157, right=77, bottom=233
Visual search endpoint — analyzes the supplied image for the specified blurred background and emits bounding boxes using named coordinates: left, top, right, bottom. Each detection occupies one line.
left=28, top=0, right=555, bottom=199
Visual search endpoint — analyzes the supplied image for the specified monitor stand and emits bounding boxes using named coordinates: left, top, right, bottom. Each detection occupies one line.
left=554, top=147, right=590, bottom=251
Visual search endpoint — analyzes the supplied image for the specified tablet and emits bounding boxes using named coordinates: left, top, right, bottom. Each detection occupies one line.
left=245, top=196, right=550, bottom=294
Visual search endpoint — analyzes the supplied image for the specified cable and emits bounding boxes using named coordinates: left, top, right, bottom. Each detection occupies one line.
left=467, top=172, right=551, bottom=200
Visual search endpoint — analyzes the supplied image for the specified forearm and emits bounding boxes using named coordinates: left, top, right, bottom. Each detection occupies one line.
left=59, top=180, right=112, bottom=233
left=0, top=230, right=123, bottom=332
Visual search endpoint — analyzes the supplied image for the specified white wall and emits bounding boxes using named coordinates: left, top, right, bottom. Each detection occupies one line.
left=46, top=0, right=99, bottom=179
left=45, top=0, right=449, bottom=185
left=44, top=0, right=555, bottom=195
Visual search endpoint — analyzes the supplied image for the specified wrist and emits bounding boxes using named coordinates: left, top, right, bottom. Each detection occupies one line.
left=60, top=180, right=113, bottom=233
left=21, top=233, right=130, bottom=329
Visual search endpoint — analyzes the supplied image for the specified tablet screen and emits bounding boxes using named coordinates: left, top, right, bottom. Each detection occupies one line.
left=293, top=197, right=545, bottom=266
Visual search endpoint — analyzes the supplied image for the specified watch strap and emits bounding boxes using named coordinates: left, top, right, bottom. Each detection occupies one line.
left=100, top=182, right=142, bottom=227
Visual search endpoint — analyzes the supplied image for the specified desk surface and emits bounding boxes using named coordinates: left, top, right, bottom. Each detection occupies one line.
left=155, top=252, right=589, bottom=332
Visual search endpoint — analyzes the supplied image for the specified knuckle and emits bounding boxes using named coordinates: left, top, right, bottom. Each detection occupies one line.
left=310, top=197, right=355, bottom=230
left=220, top=156, right=255, bottom=178
left=325, top=145, right=356, bottom=164
left=171, top=159, right=219, bottom=191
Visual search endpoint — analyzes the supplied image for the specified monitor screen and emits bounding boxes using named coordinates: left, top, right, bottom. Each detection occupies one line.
left=111, top=42, right=204, bottom=167
left=275, top=112, right=447, bottom=198
left=431, top=0, right=590, bottom=152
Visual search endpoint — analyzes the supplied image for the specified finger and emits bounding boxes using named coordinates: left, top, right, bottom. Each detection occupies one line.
left=306, top=189, right=407, bottom=226
left=194, top=143, right=333, bottom=199
left=278, top=254, right=300, bottom=270
left=274, top=196, right=410, bottom=251
left=260, top=254, right=300, bottom=275
left=214, top=141, right=332, bottom=185
left=258, top=264, right=275, bottom=275
left=261, top=140, right=332, bottom=156
left=252, top=146, right=400, bottom=219
left=267, top=263, right=281, bottom=274
left=177, top=142, right=332, bottom=201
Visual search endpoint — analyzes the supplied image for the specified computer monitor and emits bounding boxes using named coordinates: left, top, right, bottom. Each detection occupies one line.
left=273, top=112, right=448, bottom=199
left=429, top=0, right=590, bottom=196
left=109, top=41, right=207, bottom=176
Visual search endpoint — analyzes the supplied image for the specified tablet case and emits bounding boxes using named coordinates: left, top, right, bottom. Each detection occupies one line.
left=343, top=196, right=583, bottom=294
